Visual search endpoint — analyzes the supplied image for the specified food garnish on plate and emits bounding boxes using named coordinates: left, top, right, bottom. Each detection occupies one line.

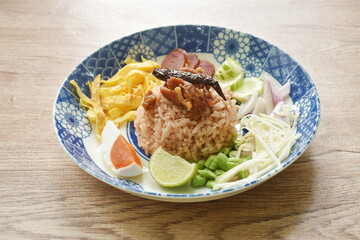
left=70, top=59, right=162, bottom=140
left=100, top=121, right=143, bottom=177
left=70, top=48, right=301, bottom=190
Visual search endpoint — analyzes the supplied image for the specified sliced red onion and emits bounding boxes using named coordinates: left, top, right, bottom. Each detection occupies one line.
left=269, top=81, right=291, bottom=104
left=270, top=101, right=285, bottom=120
left=237, top=92, right=258, bottom=119
left=263, top=80, right=274, bottom=114
left=253, top=97, right=266, bottom=115
left=278, top=82, right=291, bottom=99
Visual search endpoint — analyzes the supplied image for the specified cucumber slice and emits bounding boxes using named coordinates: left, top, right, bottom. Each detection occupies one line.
left=219, top=74, right=244, bottom=91
left=215, top=58, right=263, bottom=102
left=232, top=77, right=264, bottom=102
left=215, top=58, right=244, bottom=88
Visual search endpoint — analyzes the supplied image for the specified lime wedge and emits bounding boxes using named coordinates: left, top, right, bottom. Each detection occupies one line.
left=149, top=147, right=197, bottom=187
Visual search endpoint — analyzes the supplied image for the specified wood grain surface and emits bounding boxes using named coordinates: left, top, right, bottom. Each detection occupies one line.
left=0, top=0, right=359, bottom=239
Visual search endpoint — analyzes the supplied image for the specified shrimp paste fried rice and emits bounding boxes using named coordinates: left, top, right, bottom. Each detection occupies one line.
left=135, top=86, right=238, bottom=161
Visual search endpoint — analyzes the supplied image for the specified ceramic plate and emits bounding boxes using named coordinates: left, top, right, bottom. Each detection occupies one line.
left=53, top=25, right=320, bottom=202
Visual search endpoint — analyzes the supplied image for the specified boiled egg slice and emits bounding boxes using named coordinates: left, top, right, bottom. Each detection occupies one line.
left=101, top=121, right=143, bottom=177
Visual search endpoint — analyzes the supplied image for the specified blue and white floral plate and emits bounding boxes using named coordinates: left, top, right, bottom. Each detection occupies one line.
left=53, top=25, right=320, bottom=202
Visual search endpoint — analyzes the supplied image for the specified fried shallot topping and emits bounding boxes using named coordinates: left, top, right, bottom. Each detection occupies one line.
left=142, top=90, right=157, bottom=110
left=160, top=77, right=218, bottom=119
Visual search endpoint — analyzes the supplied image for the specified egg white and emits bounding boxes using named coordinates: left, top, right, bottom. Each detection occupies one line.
left=101, top=121, right=143, bottom=177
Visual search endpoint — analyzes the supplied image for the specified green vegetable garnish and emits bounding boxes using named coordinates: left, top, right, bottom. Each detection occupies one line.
left=215, top=58, right=264, bottom=102
left=216, top=153, right=229, bottom=171
left=208, top=158, right=219, bottom=171
left=238, top=170, right=250, bottom=179
left=214, top=169, right=225, bottom=176
left=204, top=155, right=216, bottom=168
left=215, top=58, right=244, bottom=83
left=220, top=146, right=232, bottom=156
left=228, top=150, right=238, bottom=158
left=191, top=175, right=207, bottom=187
left=198, top=169, right=217, bottom=180
left=197, top=159, right=205, bottom=170
left=232, top=77, right=264, bottom=102
left=205, top=180, right=216, bottom=188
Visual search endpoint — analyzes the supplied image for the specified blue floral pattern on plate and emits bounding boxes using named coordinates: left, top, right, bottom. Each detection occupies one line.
left=176, top=25, right=210, bottom=52
left=53, top=25, right=320, bottom=202
left=82, top=46, right=121, bottom=80
left=212, top=29, right=251, bottom=62
left=262, top=46, right=298, bottom=84
left=126, top=44, right=156, bottom=62
left=108, top=33, right=143, bottom=67
left=241, top=56, right=263, bottom=77
left=55, top=101, right=92, bottom=138
left=141, top=26, right=177, bottom=56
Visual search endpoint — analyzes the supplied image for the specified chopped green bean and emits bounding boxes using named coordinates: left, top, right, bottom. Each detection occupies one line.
left=209, top=158, right=219, bottom=170
left=197, top=160, right=205, bottom=170
left=205, top=180, right=216, bottom=188
left=220, top=146, right=232, bottom=156
left=204, top=155, right=216, bottom=168
left=214, top=169, right=225, bottom=176
left=229, top=150, right=238, bottom=158
left=198, top=169, right=217, bottom=179
left=216, top=153, right=229, bottom=171
left=242, top=155, right=252, bottom=160
left=227, top=161, right=239, bottom=169
left=228, top=157, right=245, bottom=164
left=191, top=175, right=207, bottom=187
left=238, top=170, right=250, bottom=179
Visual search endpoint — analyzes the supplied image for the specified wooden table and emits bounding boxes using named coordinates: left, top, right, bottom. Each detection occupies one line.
left=1, top=0, right=359, bottom=239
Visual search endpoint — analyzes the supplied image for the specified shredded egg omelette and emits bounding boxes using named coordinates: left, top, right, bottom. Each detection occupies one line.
left=71, top=59, right=161, bottom=141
